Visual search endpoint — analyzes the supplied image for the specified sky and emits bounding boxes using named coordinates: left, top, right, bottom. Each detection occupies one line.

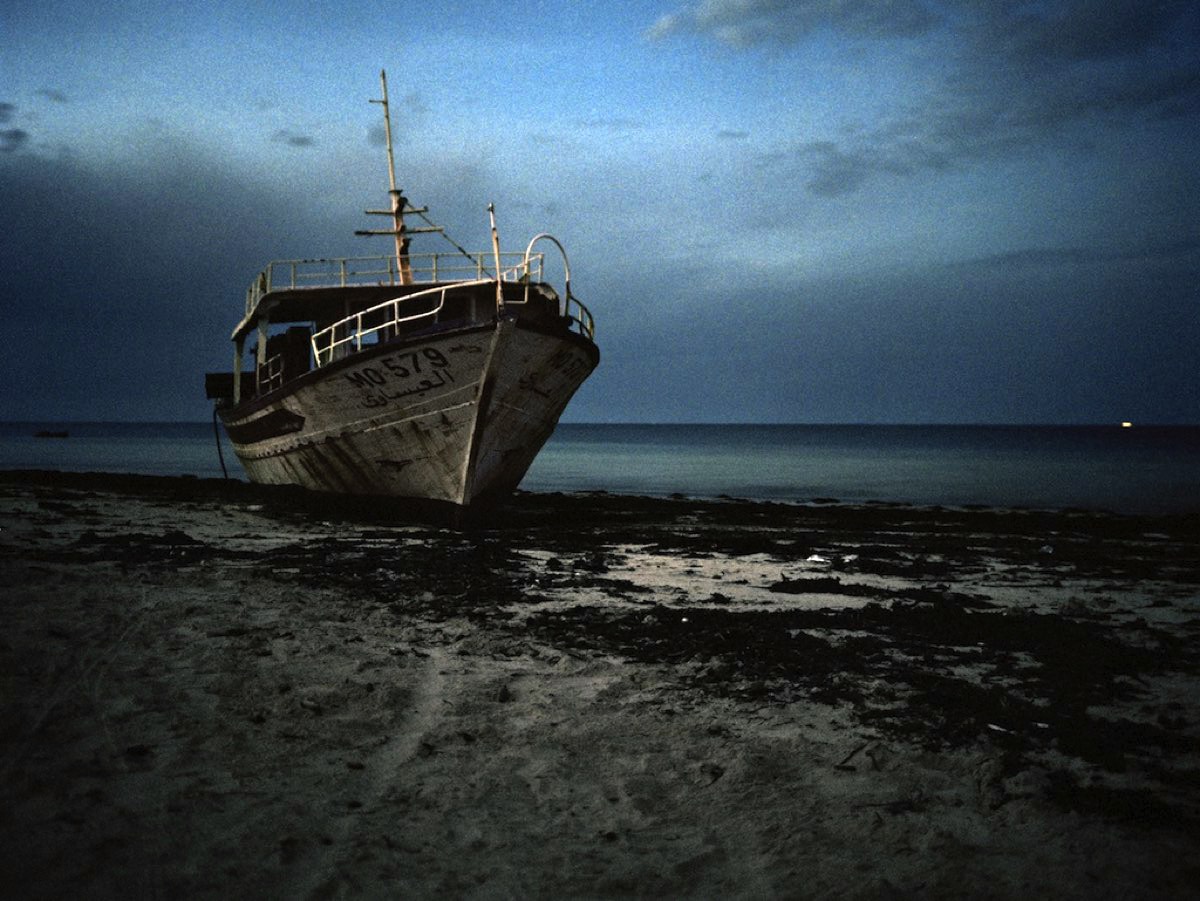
left=2, top=0, right=1197, bottom=424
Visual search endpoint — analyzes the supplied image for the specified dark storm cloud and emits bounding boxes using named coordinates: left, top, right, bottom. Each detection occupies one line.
left=949, top=3, right=1200, bottom=133
left=0, top=142, right=348, bottom=420
left=979, top=0, right=1193, bottom=63
left=271, top=128, right=315, bottom=147
left=0, top=103, right=35, bottom=155
left=1049, top=68, right=1200, bottom=122
left=791, top=143, right=870, bottom=197
left=762, top=61, right=1200, bottom=195
left=646, top=0, right=937, bottom=46
left=576, top=246, right=1199, bottom=424
left=0, top=129, right=530, bottom=420
left=1, top=129, right=30, bottom=153
left=758, top=68, right=1200, bottom=198
left=628, top=4, right=1198, bottom=424
left=785, top=78, right=1189, bottom=195
left=753, top=131, right=957, bottom=198
left=956, top=238, right=1200, bottom=271
left=781, top=140, right=915, bottom=196
left=35, top=88, right=69, bottom=103
left=650, top=0, right=1194, bottom=57
left=652, top=1, right=1200, bottom=198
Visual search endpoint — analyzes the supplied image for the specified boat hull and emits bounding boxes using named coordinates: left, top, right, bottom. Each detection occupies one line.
left=220, top=319, right=596, bottom=510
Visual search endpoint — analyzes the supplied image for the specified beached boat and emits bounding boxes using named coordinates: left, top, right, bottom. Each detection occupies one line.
left=205, top=72, right=597, bottom=515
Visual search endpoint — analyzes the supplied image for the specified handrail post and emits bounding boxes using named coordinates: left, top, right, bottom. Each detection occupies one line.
left=522, top=234, right=571, bottom=314
left=488, top=203, right=503, bottom=313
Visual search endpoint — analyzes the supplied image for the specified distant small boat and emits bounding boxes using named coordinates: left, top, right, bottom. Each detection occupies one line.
left=205, top=71, right=598, bottom=516
left=34, top=430, right=69, bottom=439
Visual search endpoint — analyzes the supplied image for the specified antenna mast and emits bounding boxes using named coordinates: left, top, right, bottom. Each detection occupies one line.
left=356, top=70, right=447, bottom=282
left=369, top=69, right=411, bottom=284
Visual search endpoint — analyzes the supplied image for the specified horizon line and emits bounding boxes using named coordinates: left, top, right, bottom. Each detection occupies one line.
left=3, top=419, right=1196, bottom=428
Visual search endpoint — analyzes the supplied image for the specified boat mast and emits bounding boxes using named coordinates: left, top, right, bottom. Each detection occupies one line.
left=370, top=69, right=411, bottom=284
left=357, top=71, right=456, bottom=282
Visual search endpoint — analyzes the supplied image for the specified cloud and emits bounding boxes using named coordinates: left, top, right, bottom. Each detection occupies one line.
left=650, top=0, right=1194, bottom=55
left=1050, top=67, right=1200, bottom=122
left=575, top=117, right=645, bottom=132
left=779, top=139, right=940, bottom=196
left=36, top=88, right=69, bottom=103
left=790, top=142, right=870, bottom=196
left=0, top=138, right=347, bottom=419
left=271, top=129, right=315, bottom=148
left=652, top=2, right=1200, bottom=198
left=572, top=249, right=1200, bottom=424
left=716, top=129, right=749, bottom=140
left=1, top=129, right=30, bottom=153
left=956, top=238, right=1200, bottom=271
left=363, top=92, right=427, bottom=148
left=401, top=91, right=428, bottom=116
left=0, top=102, right=14, bottom=123
left=981, top=0, right=1194, bottom=63
left=950, top=3, right=1200, bottom=130
left=753, top=132, right=953, bottom=198
left=646, top=0, right=938, bottom=46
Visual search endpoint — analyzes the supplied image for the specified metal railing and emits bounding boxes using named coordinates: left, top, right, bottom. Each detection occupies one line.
left=310, top=281, right=475, bottom=367
left=246, top=251, right=545, bottom=315
left=250, top=238, right=595, bottom=372
left=257, top=354, right=284, bottom=394
left=563, top=294, right=595, bottom=340
left=520, top=232, right=594, bottom=340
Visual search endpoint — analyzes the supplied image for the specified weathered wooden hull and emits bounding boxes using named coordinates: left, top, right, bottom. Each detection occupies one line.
left=220, top=318, right=597, bottom=510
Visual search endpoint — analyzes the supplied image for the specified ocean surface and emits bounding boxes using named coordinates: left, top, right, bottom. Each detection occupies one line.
left=1, top=421, right=1197, bottom=514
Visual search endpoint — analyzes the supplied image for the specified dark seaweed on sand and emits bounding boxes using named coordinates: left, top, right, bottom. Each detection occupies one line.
left=6, top=471, right=1200, bottom=828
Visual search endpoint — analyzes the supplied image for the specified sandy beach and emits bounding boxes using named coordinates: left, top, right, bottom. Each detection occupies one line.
left=2, top=471, right=1198, bottom=899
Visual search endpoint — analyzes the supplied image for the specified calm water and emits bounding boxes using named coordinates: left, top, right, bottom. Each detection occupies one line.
left=1, top=421, right=1197, bottom=514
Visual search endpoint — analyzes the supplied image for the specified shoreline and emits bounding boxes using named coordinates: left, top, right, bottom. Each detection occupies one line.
left=3, top=467, right=1198, bottom=520
left=2, top=471, right=1199, bottom=897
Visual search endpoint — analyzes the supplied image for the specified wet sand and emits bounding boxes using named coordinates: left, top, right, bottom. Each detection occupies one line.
left=2, top=471, right=1199, bottom=899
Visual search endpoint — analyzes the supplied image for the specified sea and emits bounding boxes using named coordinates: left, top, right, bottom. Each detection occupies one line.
left=1, top=421, right=1197, bottom=515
